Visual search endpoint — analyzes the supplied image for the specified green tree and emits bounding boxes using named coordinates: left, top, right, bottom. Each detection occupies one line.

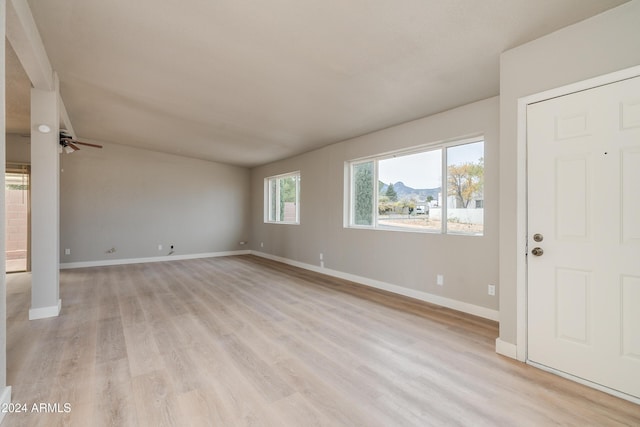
left=278, top=176, right=298, bottom=221
left=280, top=176, right=297, bottom=202
left=447, top=158, right=484, bottom=208
left=385, top=182, right=398, bottom=202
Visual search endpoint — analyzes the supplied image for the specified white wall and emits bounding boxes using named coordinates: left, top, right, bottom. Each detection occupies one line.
left=59, top=142, right=250, bottom=263
left=29, top=85, right=61, bottom=317
left=251, top=97, right=499, bottom=314
left=498, top=0, right=640, bottom=345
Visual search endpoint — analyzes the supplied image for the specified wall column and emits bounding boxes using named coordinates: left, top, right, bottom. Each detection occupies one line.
left=29, top=79, right=61, bottom=320
left=0, top=0, right=14, bottom=418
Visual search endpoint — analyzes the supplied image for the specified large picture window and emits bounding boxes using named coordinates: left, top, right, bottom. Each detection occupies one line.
left=347, top=138, right=484, bottom=235
left=265, top=171, right=300, bottom=224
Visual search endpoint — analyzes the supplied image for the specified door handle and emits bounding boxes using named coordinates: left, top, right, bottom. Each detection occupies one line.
left=531, top=247, right=544, bottom=256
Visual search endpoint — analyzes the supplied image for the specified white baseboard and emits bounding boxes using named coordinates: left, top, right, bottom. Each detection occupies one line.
left=59, top=250, right=251, bottom=269
left=251, top=250, right=499, bottom=321
left=0, top=386, right=12, bottom=424
left=495, top=338, right=518, bottom=359
left=29, top=299, right=62, bottom=320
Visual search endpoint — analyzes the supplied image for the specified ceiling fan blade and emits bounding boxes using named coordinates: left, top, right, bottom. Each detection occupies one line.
left=60, top=134, right=103, bottom=149
left=71, top=140, right=103, bottom=149
left=67, top=142, right=81, bottom=151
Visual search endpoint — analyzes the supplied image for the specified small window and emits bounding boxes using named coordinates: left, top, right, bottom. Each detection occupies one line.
left=265, top=172, right=300, bottom=224
left=346, top=138, right=484, bottom=235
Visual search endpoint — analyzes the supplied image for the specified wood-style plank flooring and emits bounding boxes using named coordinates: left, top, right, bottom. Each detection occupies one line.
left=4, top=255, right=640, bottom=426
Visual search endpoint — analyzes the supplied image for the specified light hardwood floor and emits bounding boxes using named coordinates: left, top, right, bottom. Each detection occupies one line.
left=4, top=255, right=640, bottom=426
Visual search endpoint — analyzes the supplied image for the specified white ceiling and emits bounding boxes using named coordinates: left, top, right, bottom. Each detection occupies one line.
left=7, top=0, right=628, bottom=167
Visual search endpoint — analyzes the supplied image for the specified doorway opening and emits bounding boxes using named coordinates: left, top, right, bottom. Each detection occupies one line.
left=5, top=164, right=30, bottom=273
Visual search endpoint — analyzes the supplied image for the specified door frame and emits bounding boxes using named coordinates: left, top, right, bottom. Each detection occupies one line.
left=515, top=65, right=640, bottom=365
left=5, top=163, right=31, bottom=273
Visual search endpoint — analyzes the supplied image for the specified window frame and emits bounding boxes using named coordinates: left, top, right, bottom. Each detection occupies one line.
left=345, top=136, right=484, bottom=235
left=264, top=171, right=301, bottom=225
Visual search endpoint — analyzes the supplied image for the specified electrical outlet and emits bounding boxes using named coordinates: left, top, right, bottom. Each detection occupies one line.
left=488, top=284, right=496, bottom=296
left=260, top=242, right=264, bottom=248
left=158, top=244, right=163, bottom=251
left=319, top=253, right=323, bottom=261
left=64, top=248, right=71, bottom=255
left=437, top=274, right=444, bottom=286
left=171, top=245, right=174, bottom=249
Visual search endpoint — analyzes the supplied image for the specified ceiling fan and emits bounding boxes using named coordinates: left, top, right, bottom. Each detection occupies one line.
left=59, top=131, right=103, bottom=153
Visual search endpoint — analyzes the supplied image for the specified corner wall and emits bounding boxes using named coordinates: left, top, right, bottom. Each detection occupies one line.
left=251, top=97, right=499, bottom=317
left=59, top=142, right=250, bottom=264
left=499, top=0, right=640, bottom=346
left=0, top=0, right=13, bottom=416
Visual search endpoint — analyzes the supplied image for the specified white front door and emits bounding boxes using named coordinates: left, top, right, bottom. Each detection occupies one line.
left=527, top=75, right=640, bottom=400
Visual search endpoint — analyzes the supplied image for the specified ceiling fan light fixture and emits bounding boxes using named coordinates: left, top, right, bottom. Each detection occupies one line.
left=37, top=124, right=52, bottom=134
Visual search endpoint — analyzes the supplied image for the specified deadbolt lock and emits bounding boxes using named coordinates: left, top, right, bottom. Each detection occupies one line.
left=531, top=247, right=544, bottom=256
left=533, top=233, right=543, bottom=242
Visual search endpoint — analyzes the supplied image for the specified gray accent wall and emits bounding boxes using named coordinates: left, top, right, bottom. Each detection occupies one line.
left=5, top=134, right=30, bottom=164
left=499, top=0, right=640, bottom=345
left=59, top=142, right=250, bottom=263
left=251, top=97, right=500, bottom=312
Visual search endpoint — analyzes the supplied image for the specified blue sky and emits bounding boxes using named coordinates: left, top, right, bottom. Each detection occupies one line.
left=379, top=141, right=483, bottom=188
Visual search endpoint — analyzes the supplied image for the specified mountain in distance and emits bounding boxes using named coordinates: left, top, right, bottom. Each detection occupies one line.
left=379, top=181, right=440, bottom=202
